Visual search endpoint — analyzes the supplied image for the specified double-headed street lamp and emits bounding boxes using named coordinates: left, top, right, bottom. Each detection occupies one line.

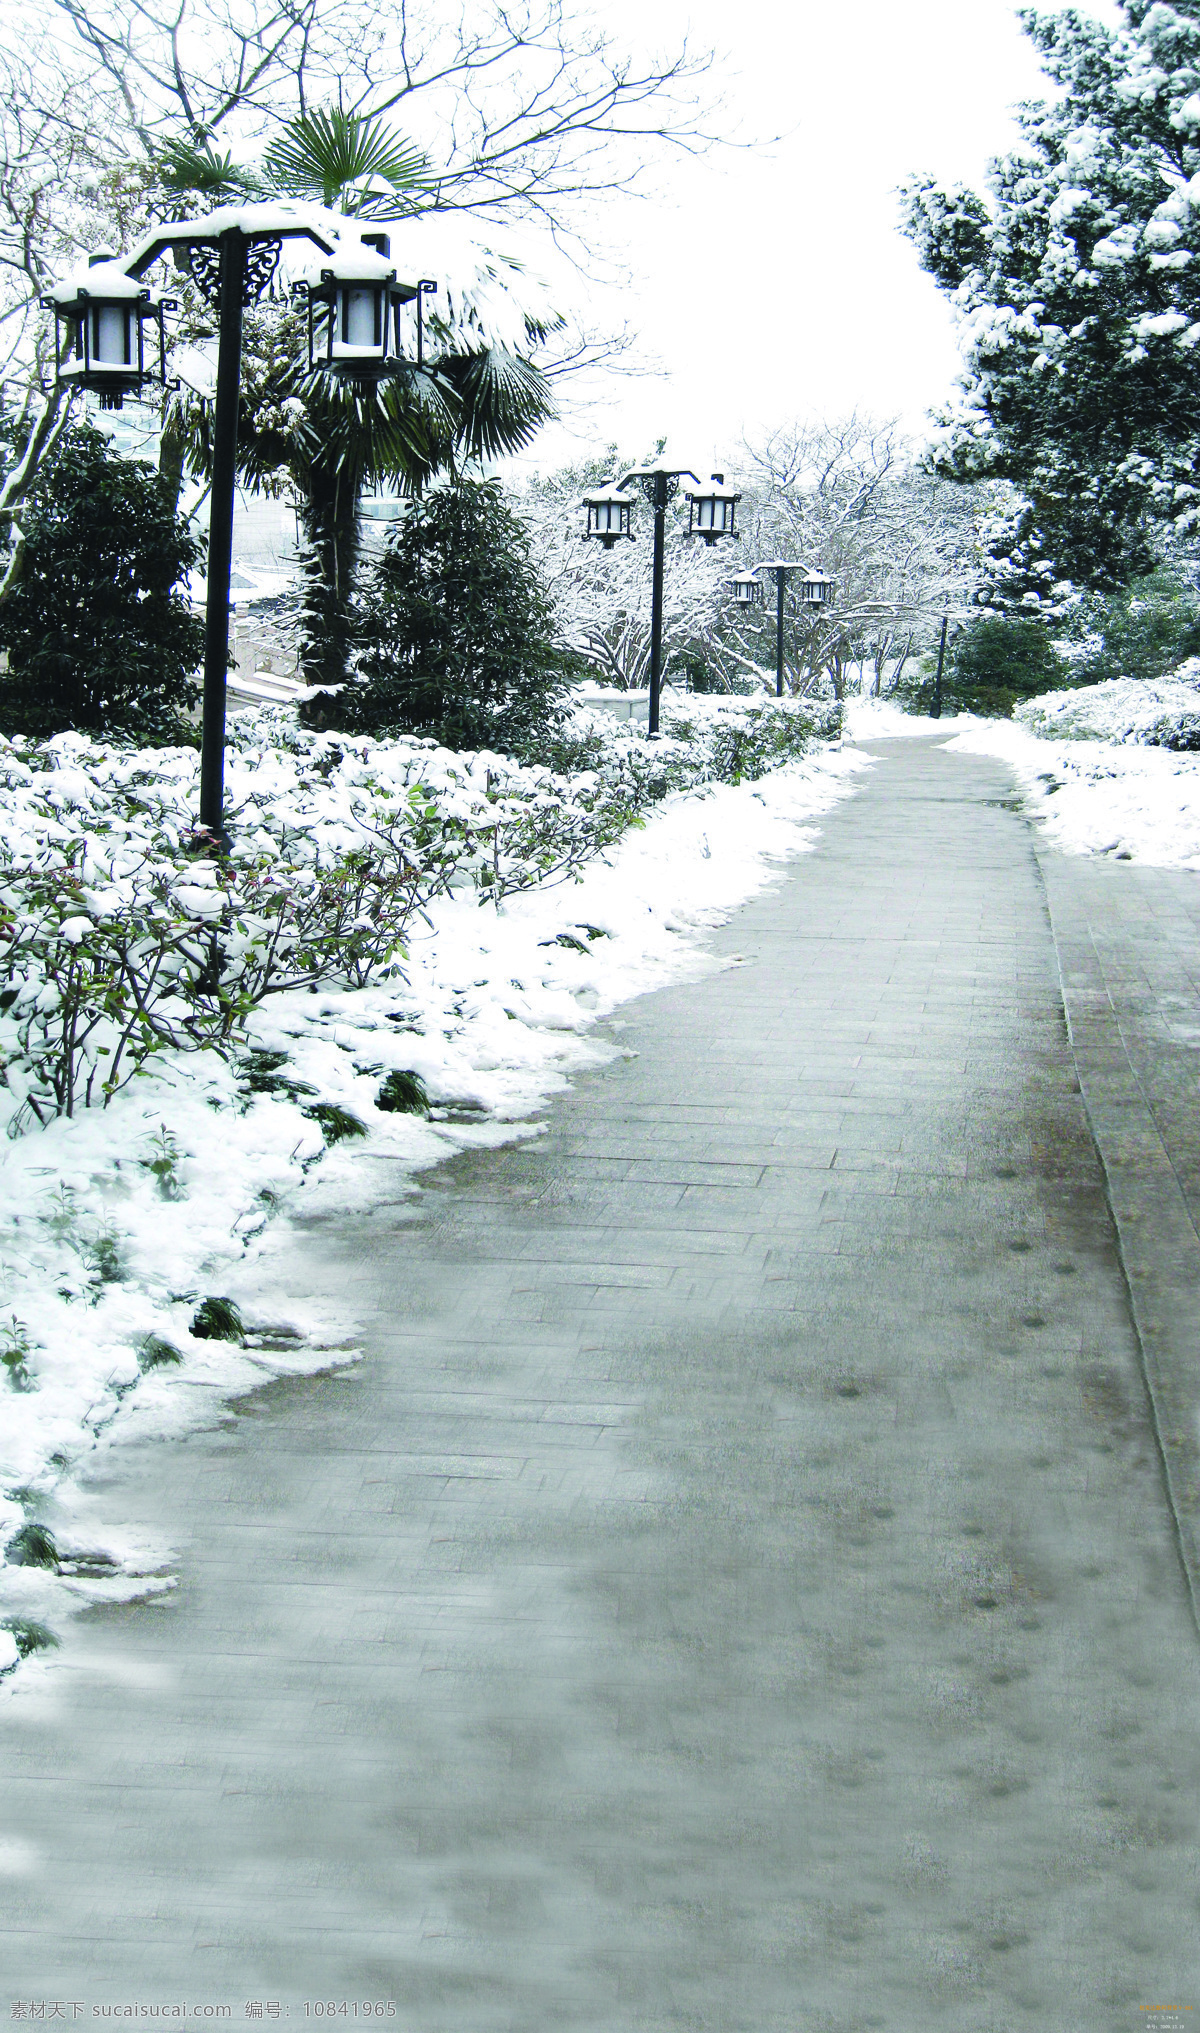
left=725, top=561, right=836, bottom=697
left=45, top=205, right=438, bottom=842
left=581, top=463, right=741, bottom=735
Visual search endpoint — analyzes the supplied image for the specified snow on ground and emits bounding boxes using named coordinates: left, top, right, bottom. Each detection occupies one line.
left=0, top=712, right=867, bottom=1656
left=844, top=697, right=983, bottom=741
left=943, top=691, right=1200, bottom=869
left=846, top=674, right=1200, bottom=871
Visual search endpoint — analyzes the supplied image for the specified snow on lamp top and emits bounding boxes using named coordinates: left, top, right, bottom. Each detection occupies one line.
left=685, top=474, right=741, bottom=545
left=43, top=253, right=165, bottom=410
left=583, top=482, right=635, bottom=548
left=302, top=237, right=420, bottom=376
left=45, top=205, right=568, bottom=397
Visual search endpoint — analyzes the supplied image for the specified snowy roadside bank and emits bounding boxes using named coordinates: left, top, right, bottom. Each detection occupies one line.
left=942, top=717, right=1200, bottom=869
left=844, top=697, right=981, bottom=741
left=0, top=710, right=867, bottom=1670
left=846, top=682, right=1200, bottom=871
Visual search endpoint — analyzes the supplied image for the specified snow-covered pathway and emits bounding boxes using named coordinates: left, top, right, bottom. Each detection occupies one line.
left=4, top=736, right=1199, bottom=2028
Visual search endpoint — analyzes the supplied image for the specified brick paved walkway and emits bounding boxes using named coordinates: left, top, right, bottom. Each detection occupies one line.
left=4, top=737, right=1199, bottom=2031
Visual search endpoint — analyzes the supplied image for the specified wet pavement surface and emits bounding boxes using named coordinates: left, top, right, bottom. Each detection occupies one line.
left=4, top=737, right=1200, bottom=2030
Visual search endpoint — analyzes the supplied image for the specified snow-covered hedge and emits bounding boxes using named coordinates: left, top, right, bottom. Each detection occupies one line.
left=0, top=696, right=860, bottom=1671
left=1016, top=667, right=1200, bottom=749
left=1, top=696, right=836, bottom=1137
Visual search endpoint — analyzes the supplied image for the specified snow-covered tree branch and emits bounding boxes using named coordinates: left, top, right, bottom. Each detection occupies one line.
left=739, top=416, right=988, bottom=695
left=900, top=0, right=1200, bottom=594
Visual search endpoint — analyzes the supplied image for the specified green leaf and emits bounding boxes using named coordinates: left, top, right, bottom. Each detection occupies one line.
left=155, top=138, right=257, bottom=208
left=262, top=109, right=428, bottom=217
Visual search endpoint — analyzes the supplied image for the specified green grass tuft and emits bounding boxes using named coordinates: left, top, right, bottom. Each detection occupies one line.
left=138, top=1334, right=183, bottom=1369
left=3, top=1618, right=60, bottom=1658
left=375, top=1069, right=430, bottom=1117
left=190, top=1296, right=245, bottom=1344
left=5, top=1522, right=59, bottom=1569
left=238, top=1050, right=317, bottom=1099
left=304, top=1102, right=368, bottom=1144
left=539, top=932, right=591, bottom=955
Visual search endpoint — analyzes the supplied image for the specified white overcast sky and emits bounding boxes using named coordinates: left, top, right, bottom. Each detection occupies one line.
left=513, top=0, right=1122, bottom=478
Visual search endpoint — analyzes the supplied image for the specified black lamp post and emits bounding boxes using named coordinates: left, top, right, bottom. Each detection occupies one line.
left=46, top=206, right=424, bottom=844
left=581, top=464, right=740, bottom=734
left=725, top=561, right=835, bottom=697
left=930, top=605, right=949, bottom=720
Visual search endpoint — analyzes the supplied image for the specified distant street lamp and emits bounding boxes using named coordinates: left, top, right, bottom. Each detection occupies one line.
left=580, top=464, right=740, bottom=733
left=725, top=561, right=835, bottom=696
left=931, top=605, right=950, bottom=720
left=46, top=205, right=430, bottom=843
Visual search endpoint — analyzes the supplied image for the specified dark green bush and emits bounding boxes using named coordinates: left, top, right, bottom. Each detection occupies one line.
left=311, top=480, right=574, bottom=750
left=898, top=615, right=1067, bottom=717
left=1062, top=570, right=1200, bottom=685
left=0, top=424, right=204, bottom=742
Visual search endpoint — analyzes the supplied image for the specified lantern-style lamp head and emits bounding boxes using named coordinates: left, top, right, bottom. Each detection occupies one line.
left=725, top=571, right=763, bottom=606
left=583, top=482, right=635, bottom=549
left=685, top=473, right=741, bottom=545
left=796, top=571, right=836, bottom=607
left=305, top=242, right=419, bottom=378
left=43, top=255, right=165, bottom=411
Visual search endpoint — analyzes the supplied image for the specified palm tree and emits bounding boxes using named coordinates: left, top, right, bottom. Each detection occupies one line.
left=261, top=109, right=429, bottom=219
left=157, top=109, right=557, bottom=688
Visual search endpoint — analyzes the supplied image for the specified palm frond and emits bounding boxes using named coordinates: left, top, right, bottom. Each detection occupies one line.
left=262, top=109, right=428, bottom=217
left=443, top=347, right=556, bottom=461
left=155, top=138, right=256, bottom=208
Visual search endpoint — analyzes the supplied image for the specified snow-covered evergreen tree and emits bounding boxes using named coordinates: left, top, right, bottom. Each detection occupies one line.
left=902, top=1, right=1200, bottom=595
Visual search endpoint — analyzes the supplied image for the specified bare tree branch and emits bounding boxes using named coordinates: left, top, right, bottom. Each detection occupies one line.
left=41, top=0, right=725, bottom=247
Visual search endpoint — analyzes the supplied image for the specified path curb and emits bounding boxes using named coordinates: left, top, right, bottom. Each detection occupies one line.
left=1034, top=840, right=1200, bottom=1638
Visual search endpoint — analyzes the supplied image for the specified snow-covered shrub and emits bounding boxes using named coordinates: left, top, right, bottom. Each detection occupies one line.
left=1061, top=572, right=1200, bottom=688
left=1015, top=670, right=1200, bottom=749
left=520, top=695, right=838, bottom=784
left=0, top=848, right=421, bottom=1130
left=662, top=697, right=842, bottom=778
left=0, top=694, right=838, bottom=1135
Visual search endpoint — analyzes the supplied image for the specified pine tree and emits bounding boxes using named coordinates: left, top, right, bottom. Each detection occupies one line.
left=902, top=2, right=1200, bottom=596
left=328, top=481, right=573, bottom=752
left=0, top=425, right=203, bottom=741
